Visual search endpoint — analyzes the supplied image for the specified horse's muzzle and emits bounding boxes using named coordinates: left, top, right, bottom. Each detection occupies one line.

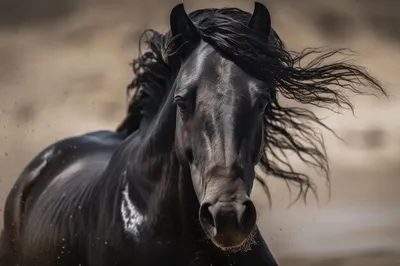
left=199, top=197, right=257, bottom=248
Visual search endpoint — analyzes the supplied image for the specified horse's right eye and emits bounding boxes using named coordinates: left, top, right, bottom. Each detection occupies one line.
left=174, top=97, right=188, bottom=111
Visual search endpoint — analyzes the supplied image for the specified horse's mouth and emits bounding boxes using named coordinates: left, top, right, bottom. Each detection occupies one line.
left=205, top=226, right=257, bottom=253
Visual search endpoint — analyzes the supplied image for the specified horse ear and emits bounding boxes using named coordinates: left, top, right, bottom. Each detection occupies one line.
left=248, top=2, right=271, bottom=36
left=170, top=3, right=198, bottom=38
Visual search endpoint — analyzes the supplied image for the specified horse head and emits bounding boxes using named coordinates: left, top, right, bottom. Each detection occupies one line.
left=171, top=2, right=272, bottom=250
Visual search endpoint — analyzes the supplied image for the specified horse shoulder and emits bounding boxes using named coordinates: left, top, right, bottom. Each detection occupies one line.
left=2, top=130, right=124, bottom=251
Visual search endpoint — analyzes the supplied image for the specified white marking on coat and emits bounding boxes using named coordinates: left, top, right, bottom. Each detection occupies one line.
left=121, top=184, right=146, bottom=238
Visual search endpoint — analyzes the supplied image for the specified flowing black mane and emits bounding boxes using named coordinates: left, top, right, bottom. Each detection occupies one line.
left=116, top=7, right=385, bottom=201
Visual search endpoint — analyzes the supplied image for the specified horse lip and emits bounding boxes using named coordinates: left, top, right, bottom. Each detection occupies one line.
left=210, top=233, right=249, bottom=249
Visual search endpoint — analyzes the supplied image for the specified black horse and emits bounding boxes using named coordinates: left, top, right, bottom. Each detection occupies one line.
left=0, top=2, right=384, bottom=266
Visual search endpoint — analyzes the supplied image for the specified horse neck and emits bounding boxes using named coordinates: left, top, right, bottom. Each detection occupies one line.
left=121, top=90, right=184, bottom=236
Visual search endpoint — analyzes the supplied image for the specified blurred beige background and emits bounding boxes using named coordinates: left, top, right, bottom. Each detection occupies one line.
left=0, top=0, right=399, bottom=265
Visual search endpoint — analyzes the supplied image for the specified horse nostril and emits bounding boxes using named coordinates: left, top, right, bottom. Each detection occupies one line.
left=199, top=202, right=215, bottom=228
left=199, top=199, right=256, bottom=243
left=240, top=200, right=257, bottom=232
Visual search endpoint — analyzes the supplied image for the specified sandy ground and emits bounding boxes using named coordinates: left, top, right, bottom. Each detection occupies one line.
left=0, top=0, right=399, bottom=265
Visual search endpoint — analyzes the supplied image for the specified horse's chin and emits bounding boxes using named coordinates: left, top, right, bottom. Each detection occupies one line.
left=207, top=228, right=257, bottom=253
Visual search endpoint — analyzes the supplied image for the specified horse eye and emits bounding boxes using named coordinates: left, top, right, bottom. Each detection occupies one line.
left=174, top=97, right=188, bottom=111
